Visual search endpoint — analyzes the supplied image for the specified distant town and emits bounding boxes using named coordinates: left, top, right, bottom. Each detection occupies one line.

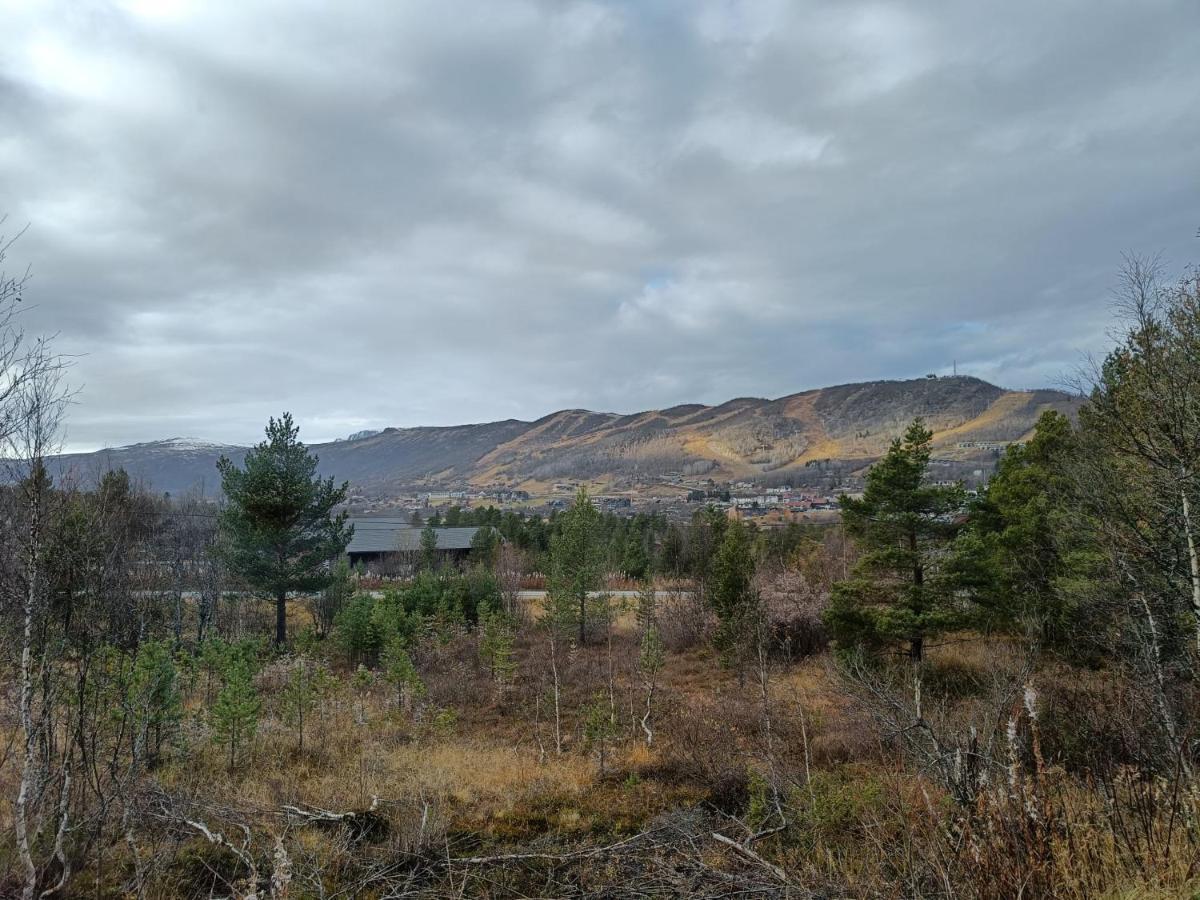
left=343, top=455, right=996, bottom=525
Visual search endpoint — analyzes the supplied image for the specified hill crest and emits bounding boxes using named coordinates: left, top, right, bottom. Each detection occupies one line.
left=51, top=376, right=1080, bottom=497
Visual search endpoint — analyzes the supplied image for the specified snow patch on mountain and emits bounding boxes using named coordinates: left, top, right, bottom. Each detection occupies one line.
left=112, top=437, right=239, bottom=453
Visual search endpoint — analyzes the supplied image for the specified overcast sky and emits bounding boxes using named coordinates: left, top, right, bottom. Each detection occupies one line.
left=2, top=0, right=1197, bottom=452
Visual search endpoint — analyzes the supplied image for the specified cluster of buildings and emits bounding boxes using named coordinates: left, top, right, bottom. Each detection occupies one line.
left=543, top=494, right=633, bottom=512
left=346, top=473, right=860, bottom=526
left=347, top=486, right=531, bottom=517
left=955, top=440, right=1009, bottom=451
left=719, top=485, right=844, bottom=517
left=421, top=487, right=532, bottom=505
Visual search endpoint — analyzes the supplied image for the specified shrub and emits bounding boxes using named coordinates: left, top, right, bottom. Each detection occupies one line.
left=757, top=569, right=828, bottom=660
left=655, top=590, right=711, bottom=652
left=790, top=767, right=887, bottom=852
left=1034, top=669, right=1152, bottom=773
left=309, top=557, right=354, bottom=637
left=919, top=651, right=988, bottom=701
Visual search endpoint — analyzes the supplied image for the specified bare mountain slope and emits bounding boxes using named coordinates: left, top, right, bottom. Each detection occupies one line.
left=51, top=377, right=1080, bottom=496
left=50, top=438, right=245, bottom=496
left=465, top=377, right=1077, bottom=489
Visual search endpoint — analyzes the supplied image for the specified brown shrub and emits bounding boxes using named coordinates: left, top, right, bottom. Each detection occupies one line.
left=1035, top=665, right=1163, bottom=773
left=756, top=568, right=828, bottom=660
left=655, top=589, right=711, bottom=652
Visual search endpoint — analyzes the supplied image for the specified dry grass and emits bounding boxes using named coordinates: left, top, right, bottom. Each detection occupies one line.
left=6, top=609, right=1200, bottom=897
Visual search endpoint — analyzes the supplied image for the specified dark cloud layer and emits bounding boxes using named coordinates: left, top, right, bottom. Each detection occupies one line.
left=1, top=0, right=1196, bottom=451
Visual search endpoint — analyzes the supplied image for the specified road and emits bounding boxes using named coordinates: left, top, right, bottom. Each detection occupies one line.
left=514, top=589, right=690, bottom=600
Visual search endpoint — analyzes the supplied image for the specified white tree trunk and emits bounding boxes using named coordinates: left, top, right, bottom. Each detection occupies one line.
left=1137, top=591, right=1193, bottom=778
left=640, top=681, right=655, bottom=746
left=40, top=759, right=72, bottom=898
left=15, top=487, right=42, bottom=900
left=550, top=637, right=562, bottom=755
left=1180, top=483, right=1200, bottom=653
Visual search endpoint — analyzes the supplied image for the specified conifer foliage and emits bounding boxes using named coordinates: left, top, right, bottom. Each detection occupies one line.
left=217, top=413, right=352, bottom=646
left=825, top=419, right=965, bottom=662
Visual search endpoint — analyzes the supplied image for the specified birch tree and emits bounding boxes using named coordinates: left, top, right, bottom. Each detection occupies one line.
left=636, top=582, right=664, bottom=746
left=9, top=365, right=71, bottom=900
left=1, top=223, right=73, bottom=900
left=1077, top=259, right=1200, bottom=653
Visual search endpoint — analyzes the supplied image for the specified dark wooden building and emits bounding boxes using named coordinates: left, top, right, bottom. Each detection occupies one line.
left=345, top=517, right=481, bottom=572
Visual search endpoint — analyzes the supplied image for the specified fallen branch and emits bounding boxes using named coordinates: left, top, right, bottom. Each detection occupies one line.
left=451, top=828, right=656, bottom=866
left=181, top=817, right=260, bottom=894
left=280, top=795, right=380, bottom=823
left=711, top=831, right=789, bottom=883
left=280, top=798, right=389, bottom=845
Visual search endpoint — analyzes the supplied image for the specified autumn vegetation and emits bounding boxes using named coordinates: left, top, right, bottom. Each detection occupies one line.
left=5, top=257, right=1200, bottom=897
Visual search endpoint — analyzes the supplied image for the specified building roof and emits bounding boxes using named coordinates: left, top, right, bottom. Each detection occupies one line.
left=346, top=517, right=481, bottom=554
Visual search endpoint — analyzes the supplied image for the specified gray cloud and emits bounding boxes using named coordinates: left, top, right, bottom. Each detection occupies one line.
left=0, top=0, right=1196, bottom=451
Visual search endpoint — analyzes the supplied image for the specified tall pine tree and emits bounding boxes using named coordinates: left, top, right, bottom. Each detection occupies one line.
left=954, top=410, right=1093, bottom=648
left=217, top=413, right=352, bottom=646
left=708, top=518, right=759, bottom=674
left=548, top=488, right=604, bottom=645
left=825, top=419, right=964, bottom=663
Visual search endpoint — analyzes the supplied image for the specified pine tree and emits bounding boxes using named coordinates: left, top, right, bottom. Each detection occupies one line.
left=708, top=519, right=759, bottom=675
left=130, top=639, right=182, bottom=766
left=419, top=521, right=439, bottom=572
left=689, top=506, right=729, bottom=594
left=470, top=526, right=500, bottom=568
left=381, top=637, right=425, bottom=713
left=212, top=654, right=260, bottom=771
left=621, top=533, right=649, bottom=580
left=955, top=411, right=1090, bottom=648
left=217, top=413, right=352, bottom=646
left=825, top=419, right=965, bottom=663
left=279, top=655, right=330, bottom=754
left=479, top=611, right=518, bottom=696
left=548, top=488, right=604, bottom=645
left=657, top=525, right=686, bottom=577
left=583, top=691, right=619, bottom=776
left=333, top=593, right=381, bottom=667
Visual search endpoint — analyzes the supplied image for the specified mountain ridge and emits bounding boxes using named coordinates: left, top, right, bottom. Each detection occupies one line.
left=51, top=376, right=1081, bottom=497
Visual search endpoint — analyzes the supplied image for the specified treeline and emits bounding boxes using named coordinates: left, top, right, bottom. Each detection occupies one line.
left=423, top=501, right=828, bottom=583
left=800, top=261, right=1200, bottom=893
left=825, top=259, right=1200, bottom=695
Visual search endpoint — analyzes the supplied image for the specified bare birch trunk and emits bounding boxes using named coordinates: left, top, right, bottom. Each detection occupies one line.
left=15, top=479, right=42, bottom=900
left=640, top=681, right=655, bottom=746
left=550, top=637, right=563, bottom=755
left=40, top=758, right=72, bottom=898
left=1138, top=592, right=1193, bottom=779
left=1179, top=480, right=1200, bottom=653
